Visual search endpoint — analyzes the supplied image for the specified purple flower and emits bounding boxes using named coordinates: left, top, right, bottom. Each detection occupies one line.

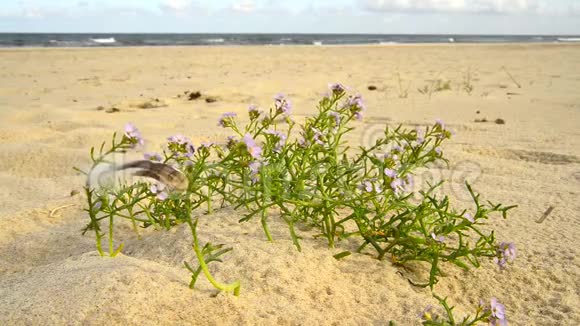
left=435, top=119, right=445, bottom=129
left=495, top=242, right=516, bottom=270
left=359, top=179, right=381, bottom=193
left=274, top=93, right=292, bottom=115
left=248, top=104, right=263, bottom=120
left=390, top=178, right=404, bottom=194
left=489, top=298, right=507, bottom=326
left=298, top=136, right=309, bottom=148
left=144, top=152, right=163, bottom=162
left=464, top=212, right=475, bottom=223
left=248, top=104, right=260, bottom=113
left=328, top=83, right=346, bottom=95
left=150, top=184, right=168, bottom=201
left=265, top=129, right=287, bottom=153
left=494, top=257, right=507, bottom=269
left=242, top=133, right=262, bottom=159
left=384, top=168, right=397, bottom=178
left=156, top=191, right=168, bottom=201
left=501, top=242, right=517, bottom=261
left=92, top=200, right=102, bottom=211
left=431, top=232, right=445, bottom=243
left=218, top=112, right=237, bottom=127
left=416, top=127, right=425, bottom=145
left=312, top=127, right=325, bottom=146
left=167, top=135, right=195, bottom=158
left=248, top=161, right=261, bottom=184
left=435, top=147, right=442, bottom=155
left=345, top=94, right=365, bottom=120
left=167, top=134, right=188, bottom=144
left=124, top=123, right=144, bottom=147
left=419, top=305, right=438, bottom=321
left=226, top=135, right=237, bottom=149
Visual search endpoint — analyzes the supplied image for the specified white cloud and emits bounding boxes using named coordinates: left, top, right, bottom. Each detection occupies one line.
left=231, top=0, right=256, bottom=13
left=160, top=0, right=194, bottom=12
left=360, top=0, right=539, bottom=14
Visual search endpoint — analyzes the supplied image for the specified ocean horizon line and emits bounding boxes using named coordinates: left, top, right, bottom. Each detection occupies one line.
left=1, top=33, right=580, bottom=48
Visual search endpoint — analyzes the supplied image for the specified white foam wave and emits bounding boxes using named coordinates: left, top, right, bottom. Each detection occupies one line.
left=203, top=38, right=225, bottom=43
left=558, top=38, right=580, bottom=42
left=313, top=41, right=323, bottom=46
left=90, top=37, right=116, bottom=44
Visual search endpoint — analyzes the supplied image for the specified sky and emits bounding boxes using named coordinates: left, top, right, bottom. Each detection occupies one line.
left=0, top=0, right=579, bottom=34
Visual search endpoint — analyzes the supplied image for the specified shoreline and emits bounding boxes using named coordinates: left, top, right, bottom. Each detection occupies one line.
left=2, top=42, right=580, bottom=52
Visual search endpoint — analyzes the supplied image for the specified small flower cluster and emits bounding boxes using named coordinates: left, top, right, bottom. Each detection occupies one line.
left=218, top=112, right=237, bottom=128
left=167, top=134, right=195, bottom=158
left=264, top=129, right=287, bottom=153
left=344, top=94, right=365, bottom=120
left=124, top=123, right=144, bottom=147
left=274, top=93, right=292, bottom=115
left=248, top=104, right=263, bottom=120
left=495, top=242, right=517, bottom=270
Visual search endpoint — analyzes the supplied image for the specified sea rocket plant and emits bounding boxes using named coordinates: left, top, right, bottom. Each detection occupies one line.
left=79, top=84, right=517, bottom=322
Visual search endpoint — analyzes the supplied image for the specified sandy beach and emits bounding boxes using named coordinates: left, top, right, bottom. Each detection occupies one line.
left=0, top=44, right=579, bottom=325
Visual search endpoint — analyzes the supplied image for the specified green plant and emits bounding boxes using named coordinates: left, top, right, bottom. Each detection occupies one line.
left=420, top=294, right=507, bottom=326
left=78, top=84, right=516, bottom=323
left=418, top=79, right=452, bottom=98
left=396, top=71, right=409, bottom=98
left=463, top=69, right=475, bottom=95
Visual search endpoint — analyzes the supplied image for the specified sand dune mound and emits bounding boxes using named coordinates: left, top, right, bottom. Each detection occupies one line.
left=0, top=252, right=211, bottom=325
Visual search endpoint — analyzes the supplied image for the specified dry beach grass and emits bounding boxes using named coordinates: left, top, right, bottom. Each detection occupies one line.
left=0, top=44, right=579, bottom=324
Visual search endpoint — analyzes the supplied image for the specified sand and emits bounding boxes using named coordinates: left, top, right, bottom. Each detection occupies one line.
left=0, top=44, right=579, bottom=325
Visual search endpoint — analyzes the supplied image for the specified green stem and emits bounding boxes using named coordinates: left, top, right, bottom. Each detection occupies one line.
left=207, top=191, right=213, bottom=214
left=261, top=208, right=273, bottom=242
left=188, top=218, right=240, bottom=296
left=108, top=213, right=114, bottom=255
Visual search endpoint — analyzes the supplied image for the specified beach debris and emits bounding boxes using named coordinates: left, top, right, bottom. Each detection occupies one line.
left=205, top=96, right=218, bottom=103
left=96, top=104, right=121, bottom=113
left=495, top=118, right=506, bottom=125
left=476, top=110, right=480, bottom=114
left=48, top=204, right=77, bottom=218
left=70, top=189, right=80, bottom=197
left=188, top=91, right=202, bottom=101
left=536, top=206, right=554, bottom=223
left=367, top=85, right=377, bottom=91
left=133, top=98, right=167, bottom=109
left=333, top=251, right=352, bottom=260
left=474, top=118, right=488, bottom=123
left=502, top=66, right=522, bottom=88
